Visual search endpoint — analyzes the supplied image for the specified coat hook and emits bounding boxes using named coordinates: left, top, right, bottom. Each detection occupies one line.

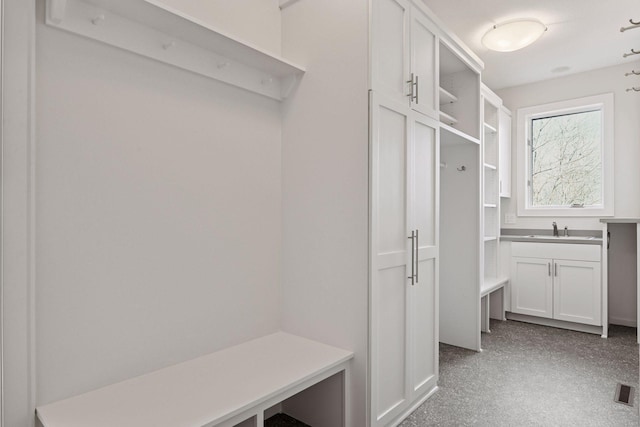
left=457, top=165, right=466, bottom=172
left=162, top=41, right=176, bottom=50
left=626, top=87, right=640, bottom=92
left=625, top=70, right=640, bottom=76
left=623, top=48, right=640, bottom=58
left=91, top=14, right=105, bottom=25
left=621, top=18, right=640, bottom=32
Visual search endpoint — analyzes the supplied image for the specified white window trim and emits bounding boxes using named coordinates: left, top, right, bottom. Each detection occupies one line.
left=516, top=93, right=614, bottom=217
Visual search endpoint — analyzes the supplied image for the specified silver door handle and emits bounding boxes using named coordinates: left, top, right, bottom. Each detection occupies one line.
left=548, top=262, right=551, bottom=276
left=554, top=263, right=558, bottom=277
left=407, top=73, right=415, bottom=100
left=415, top=229, right=419, bottom=284
left=414, top=75, right=419, bottom=104
left=408, top=231, right=415, bottom=285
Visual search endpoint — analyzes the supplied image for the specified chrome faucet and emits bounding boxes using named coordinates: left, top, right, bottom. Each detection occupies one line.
left=552, top=222, right=558, bottom=237
left=564, top=226, right=569, bottom=237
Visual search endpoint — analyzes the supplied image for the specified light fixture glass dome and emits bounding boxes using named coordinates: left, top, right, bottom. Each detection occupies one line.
left=482, top=19, right=547, bottom=52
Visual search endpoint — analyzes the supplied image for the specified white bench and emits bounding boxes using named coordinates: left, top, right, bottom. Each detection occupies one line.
left=480, top=277, right=510, bottom=333
left=36, top=332, right=353, bottom=427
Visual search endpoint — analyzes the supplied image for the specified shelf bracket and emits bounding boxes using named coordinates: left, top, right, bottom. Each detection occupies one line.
left=47, top=0, right=68, bottom=25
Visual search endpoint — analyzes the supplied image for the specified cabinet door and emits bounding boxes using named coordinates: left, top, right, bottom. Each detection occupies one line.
left=410, top=7, right=438, bottom=119
left=553, top=260, right=602, bottom=325
left=369, top=92, right=411, bottom=426
left=408, top=111, right=438, bottom=399
left=498, top=107, right=511, bottom=198
left=371, top=0, right=411, bottom=104
left=511, top=257, right=553, bottom=318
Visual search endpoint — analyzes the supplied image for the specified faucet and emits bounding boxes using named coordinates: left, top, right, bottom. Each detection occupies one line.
left=552, top=222, right=558, bottom=237
left=564, top=226, right=569, bottom=237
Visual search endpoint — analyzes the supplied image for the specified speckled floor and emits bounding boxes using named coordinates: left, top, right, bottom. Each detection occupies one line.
left=400, top=320, right=639, bottom=427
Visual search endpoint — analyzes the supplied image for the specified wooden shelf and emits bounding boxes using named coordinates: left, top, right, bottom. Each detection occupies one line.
left=439, top=110, right=458, bottom=126
left=440, top=123, right=480, bottom=145
left=484, top=163, right=497, bottom=170
left=439, top=86, right=458, bottom=105
left=45, top=0, right=305, bottom=101
left=483, top=122, right=497, bottom=134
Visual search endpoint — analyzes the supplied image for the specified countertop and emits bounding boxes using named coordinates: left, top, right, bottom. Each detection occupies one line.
left=501, top=229, right=603, bottom=245
left=599, top=218, right=640, bottom=223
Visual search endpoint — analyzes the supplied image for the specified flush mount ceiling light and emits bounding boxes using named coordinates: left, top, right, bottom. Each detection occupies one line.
left=482, top=19, right=547, bottom=52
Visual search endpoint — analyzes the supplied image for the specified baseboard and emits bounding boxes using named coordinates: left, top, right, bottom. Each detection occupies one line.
left=388, top=384, right=439, bottom=427
left=506, top=312, right=603, bottom=335
left=609, top=316, right=638, bottom=328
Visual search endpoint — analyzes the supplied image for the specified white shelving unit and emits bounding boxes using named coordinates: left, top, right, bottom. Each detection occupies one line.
left=480, top=84, right=510, bottom=336
left=438, top=38, right=483, bottom=352
left=45, top=0, right=305, bottom=101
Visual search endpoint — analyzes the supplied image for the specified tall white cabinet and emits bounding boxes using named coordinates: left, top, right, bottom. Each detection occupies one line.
left=370, top=91, right=439, bottom=427
left=281, top=0, right=484, bottom=425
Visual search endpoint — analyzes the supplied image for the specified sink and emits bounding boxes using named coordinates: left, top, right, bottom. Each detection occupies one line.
left=523, top=235, right=596, bottom=240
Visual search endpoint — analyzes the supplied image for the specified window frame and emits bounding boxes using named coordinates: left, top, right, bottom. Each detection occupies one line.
left=516, top=93, right=614, bottom=217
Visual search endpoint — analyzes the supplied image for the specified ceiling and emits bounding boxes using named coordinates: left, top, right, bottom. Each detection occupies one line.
left=423, top=0, right=640, bottom=90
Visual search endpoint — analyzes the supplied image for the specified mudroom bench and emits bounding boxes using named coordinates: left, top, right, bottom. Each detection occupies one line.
left=36, top=332, right=353, bottom=427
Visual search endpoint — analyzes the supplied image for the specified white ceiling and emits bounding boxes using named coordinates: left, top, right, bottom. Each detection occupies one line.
left=422, top=0, right=640, bottom=90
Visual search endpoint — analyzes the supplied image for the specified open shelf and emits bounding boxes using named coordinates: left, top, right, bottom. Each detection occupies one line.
left=439, top=86, right=458, bottom=105
left=45, top=0, right=306, bottom=101
left=440, top=123, right=480, bottom=145
left=439, top=111, right=458, bottom=126
left=483, top=122, right=497, bottom=134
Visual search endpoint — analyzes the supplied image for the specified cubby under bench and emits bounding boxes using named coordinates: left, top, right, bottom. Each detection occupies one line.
left=36, top=332, right=353, bottom=427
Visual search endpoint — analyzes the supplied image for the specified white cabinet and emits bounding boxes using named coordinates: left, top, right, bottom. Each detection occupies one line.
left=511, top=257, right=554, bottom=318
left=371, top=0, right=438, bottom=119
left=510, top=243, right=602, bottom=327
left=370, top=91, right=438, bottom=427
left=498, top=107, right=512, bottom=198
left=554, top=259, right=602, bottom=326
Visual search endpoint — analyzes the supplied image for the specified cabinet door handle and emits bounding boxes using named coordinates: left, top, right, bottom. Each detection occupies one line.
left=414, top=75, right=419, bottom=104
left=407, top=73, right=415, bottom=100
left=408, top=231, right=415, bottom=285
left=554, top=262, right=558, bottom=277
left=548, top=262, right=551, bottom=276
left=415, top=229, right=419, bottom=284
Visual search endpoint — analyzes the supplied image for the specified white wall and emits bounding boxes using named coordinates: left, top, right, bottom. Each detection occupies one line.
left=497, top=60, right=640, bottom=231
left=280, top=0, right=369, bottom=425
left=159, top=0, right=282, bottom=55
left=35, top=0, right=283, bottom=406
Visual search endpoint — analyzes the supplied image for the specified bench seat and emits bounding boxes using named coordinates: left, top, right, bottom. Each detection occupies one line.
left=36, top=332, right=353, bottom=427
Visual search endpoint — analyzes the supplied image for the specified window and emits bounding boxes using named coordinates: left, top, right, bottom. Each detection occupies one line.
left=517, top=94, right=614, bottom=217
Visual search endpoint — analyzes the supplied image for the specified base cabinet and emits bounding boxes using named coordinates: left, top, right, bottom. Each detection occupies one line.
left=554, top=259, right=602, bottom=326
left=511, top=257, right=553, bottom=319
left=510, top=243, right=602, bottom=327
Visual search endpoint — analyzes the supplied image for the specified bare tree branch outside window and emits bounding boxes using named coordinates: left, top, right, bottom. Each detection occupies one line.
left=530, top=110, right=602, bottom=207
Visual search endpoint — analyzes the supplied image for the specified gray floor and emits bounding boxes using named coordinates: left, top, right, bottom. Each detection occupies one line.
left=400, top=320, right=639, bottom=427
